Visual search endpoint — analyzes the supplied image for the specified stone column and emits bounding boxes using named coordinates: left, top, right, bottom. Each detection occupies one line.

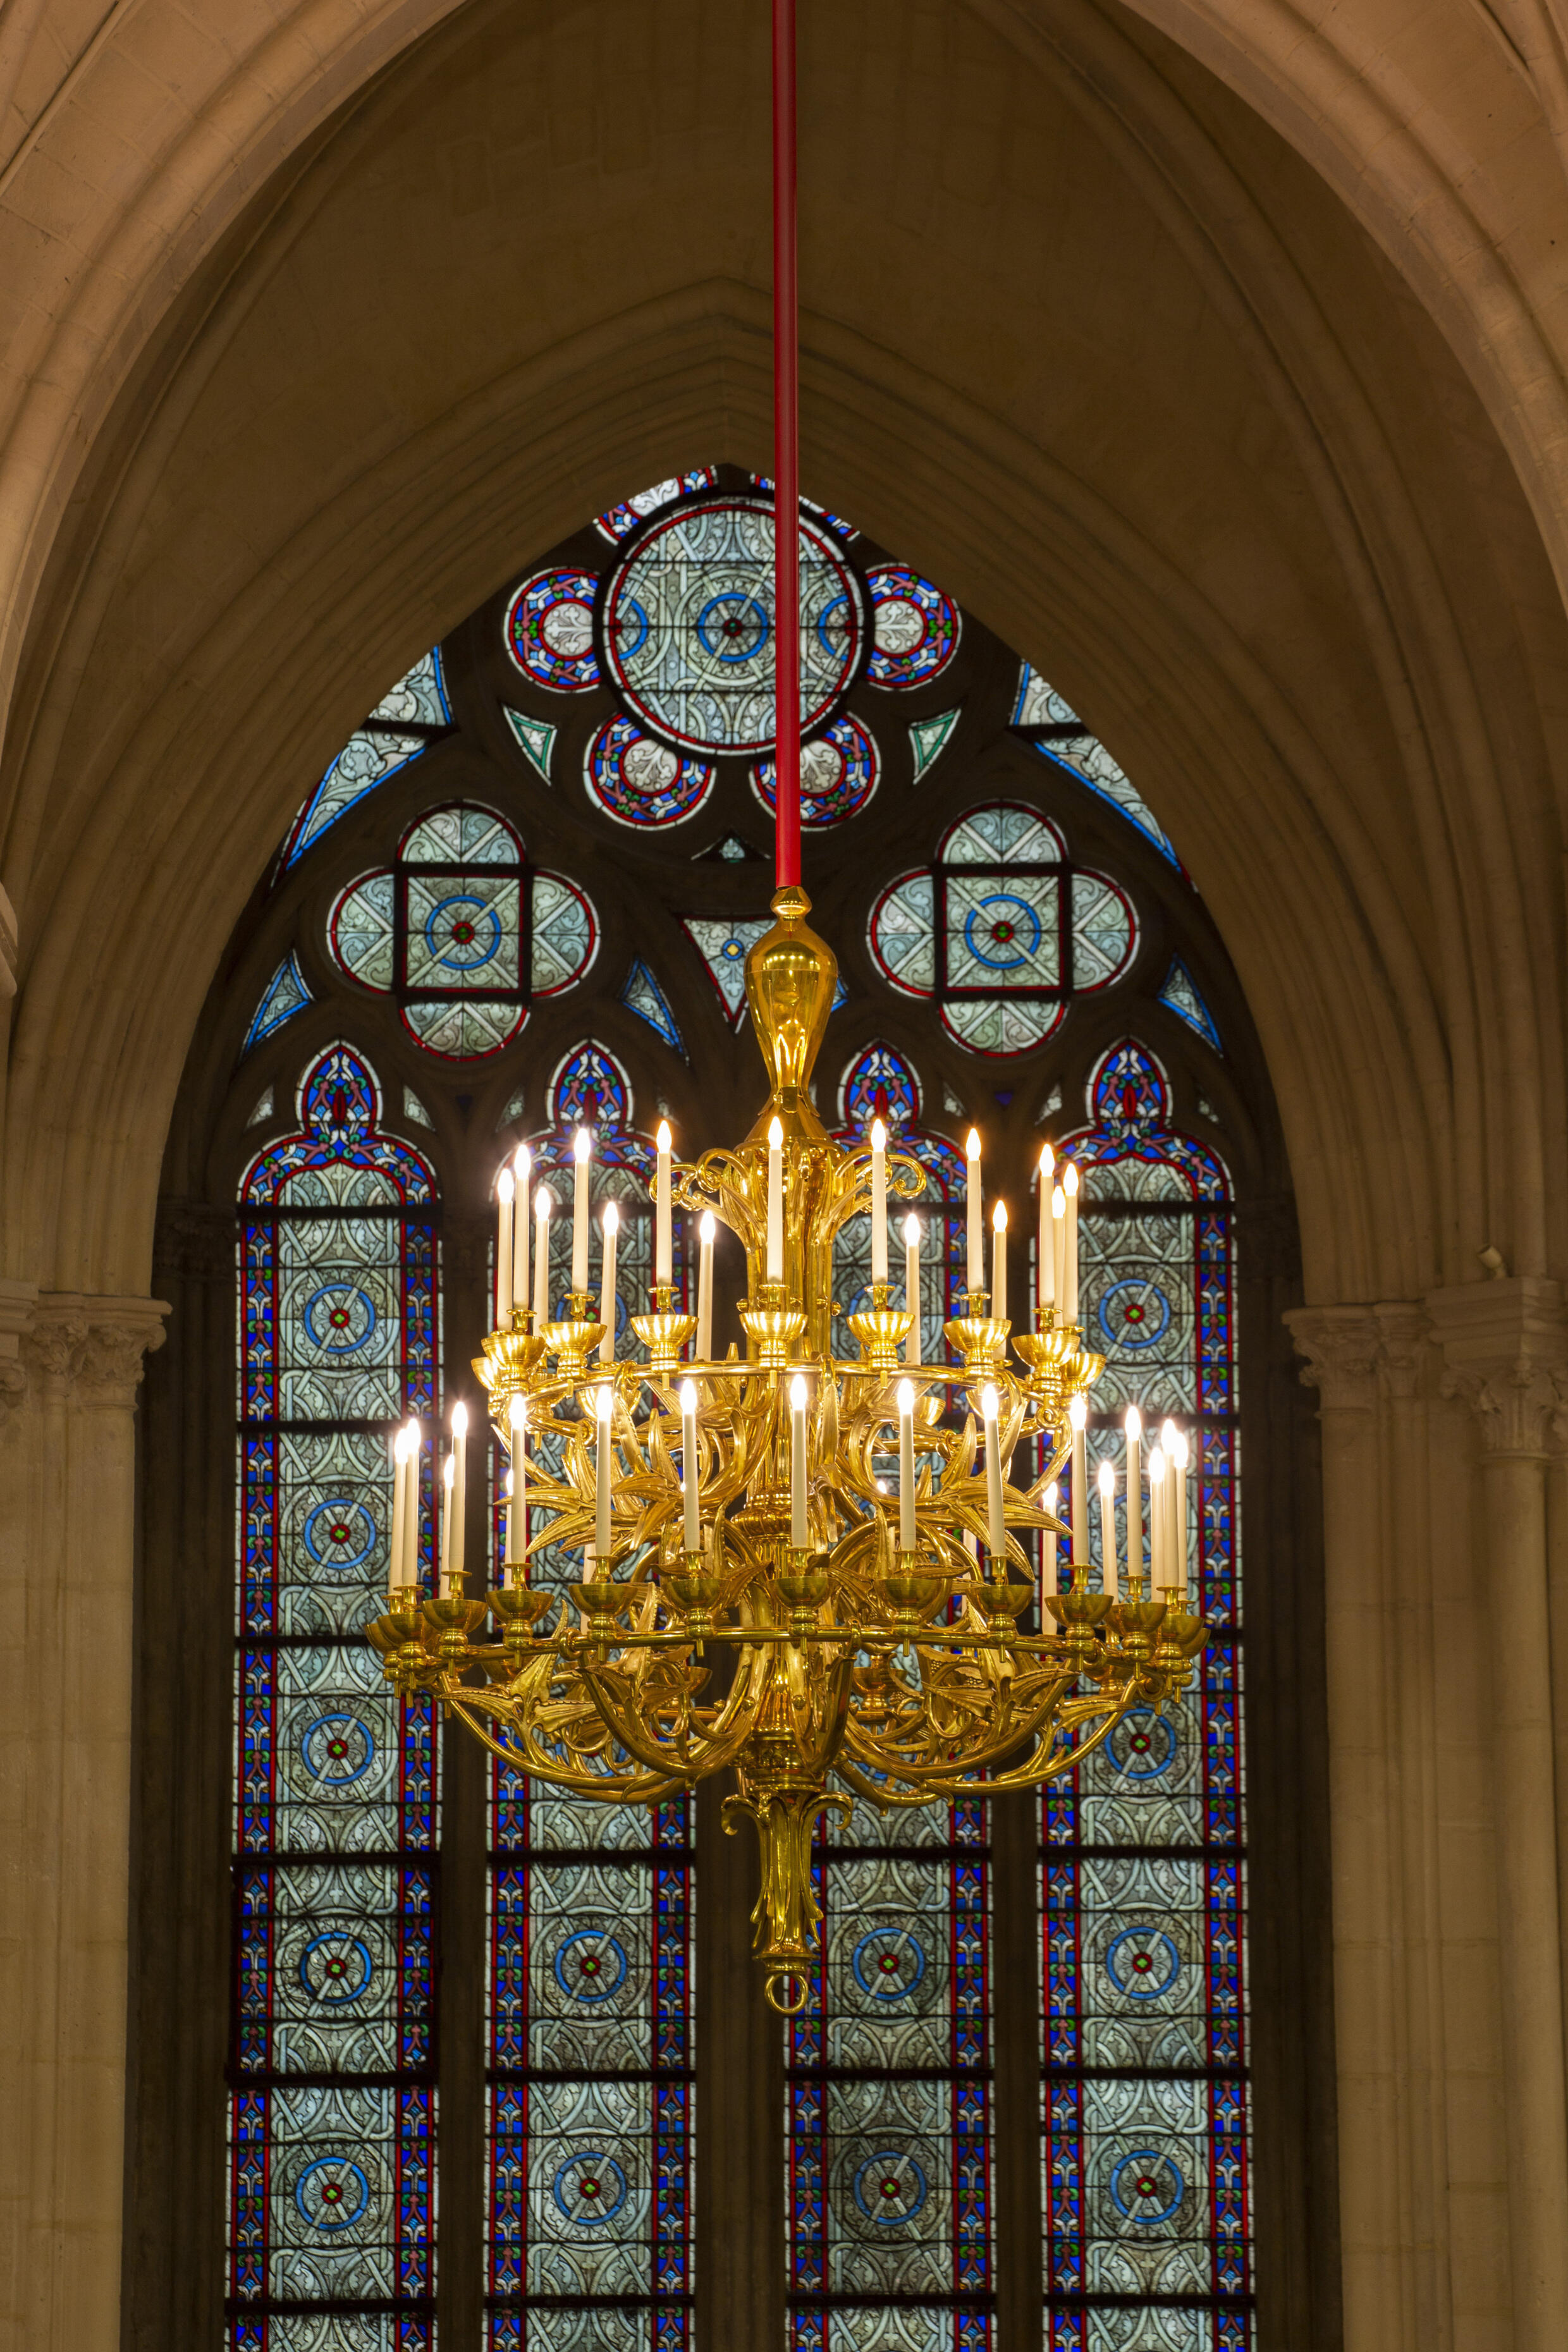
left=1428, top=1278, right=1568, bottom=2352
left=0, top=1291, right=167, bottom=2352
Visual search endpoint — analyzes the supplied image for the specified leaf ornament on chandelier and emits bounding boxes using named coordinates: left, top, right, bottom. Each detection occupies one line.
left=364, top=0, right=1208, bottom=2016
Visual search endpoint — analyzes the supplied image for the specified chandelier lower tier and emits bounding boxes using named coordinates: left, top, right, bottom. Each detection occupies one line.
left=369, top=890, right=1208, bottom=2013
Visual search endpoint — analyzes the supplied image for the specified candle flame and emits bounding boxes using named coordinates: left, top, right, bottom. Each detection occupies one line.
left=1170, top=1430, right=1189, bottom=1469
left=1069, top=1393, right=1087, bottom=1430
left=393, top=1426, right=412, bottom=1462
left=871, top=1118, right=886, bottom=1151
left=1063, top=1161, right=1079, bottom=1197
left=700, top=1210, right=715, bottom=1244
left=790, top=1372, right=809, bottom=1411
left=442, top=1453, right=456, bottom=1490
left=1039, top=1141, right=1054, bottom=1175
left=980, top=1383, right=999, bottom=1421
left=1044, top=1480, right=1059, bottom=1511
left=1052, top=1184, right=1066, bottom=1220
left=497, top=1167, right=513, bottom=1201
left=680, top=1379, right=698, bottom=1414
left=965, top=1127, right=981, bottom=1160
left=451, top=1402, right=468, bottom=1435
left=594, top=1384, right=614, bottom=1421
left=602, top=1200, right=620, bottom=1235
left=657, top=1119, right=671, bottom=1152
left=509, top=1395, right=527, bottom=1431
left=769, top=1115, right=784, bottom=1148
left=573, top=1127, right=592, bottom=1163
left=992, top=1199, right=1007, bottom=1231
left=1148, top=1444, right=1167, bottom=1482
left=1124, top=1404, right=1142, bottom=1440
left=897, top=1378, right=915, bottom=1417
left=536, top=1189, right=553, bottom=1221
left=1161, top=1417, right=1179, bottom=1452
left=1098, top=1459, right=1115, bottom=1497
left=903, top=1213, right=921, bottom=1245
left=514, top=1143, right=531, bottom=1180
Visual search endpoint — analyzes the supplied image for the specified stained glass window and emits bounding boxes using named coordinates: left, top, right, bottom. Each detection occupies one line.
left=868, top=802, right=1137, bottom=1057
left=833, top=1041, right=965, bottom=1361
left=1040, top=1041, right=1249, bottom=2349
left=278, top=651, right=452, bottom=874
left=327, top=802, right=597, bottom=1058
left=486, top=1040, right=694, bottom=2346
left=1013, top=665, right=1178, bottom=868
left=752, top=714, right=879, bottom=827
left=231, top=1042, right=440, bottom=2349
left=243, top=950, right=314, bottom=1055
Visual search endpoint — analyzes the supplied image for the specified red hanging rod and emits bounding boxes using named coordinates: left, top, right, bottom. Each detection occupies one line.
left=772, top=0, right=801, bottom=891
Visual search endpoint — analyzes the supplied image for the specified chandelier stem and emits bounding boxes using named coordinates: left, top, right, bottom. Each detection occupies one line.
left=772, top=0, right=801, bottom=891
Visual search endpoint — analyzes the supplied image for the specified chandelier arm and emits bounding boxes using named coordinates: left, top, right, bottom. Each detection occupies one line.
left=573, top=1648, right=770, bottom=1782
left=442, top=1691, right=691, bottom=1799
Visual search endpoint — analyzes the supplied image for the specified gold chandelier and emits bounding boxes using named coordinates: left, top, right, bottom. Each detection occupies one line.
left=368, top=891, right=1207, bottom=2011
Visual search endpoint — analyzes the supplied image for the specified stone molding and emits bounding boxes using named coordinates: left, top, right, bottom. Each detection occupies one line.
left=1285, top=1303, right=1383, bottom=1410
left=2, top=1290, right=171, bottom=1421
left=0, top=880, right=15, bottom=1001
left=1426, top=1275, right=1568, bottom=1459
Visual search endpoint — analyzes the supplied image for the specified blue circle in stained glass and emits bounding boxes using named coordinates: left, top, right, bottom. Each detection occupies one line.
left=424, top=892, right=502, bottom=971
left=852, top=2148, right=928, bottom=2225
left=1105, top=1926, right=1180, bottom=2002
left=962, top=891, right=1043, bottom=971
left=1096, top=1277, right=1172, bottom=1351
left=300, top=1931, right=374, bottom=2004
left=302, top=1282, right=376, bottom=1354
left=851, top=1928, right=926, bottom=2001
left=1108, top=1707, right=1177, bottom=1781
left=1109, top=2148, right=1184, bottom=2225
left=301, top=1712, right=376, bottom=1786
left=553, top=1928, right=630, bottom=2004
left=696, top=591, right=769, bottom=663
left=302, top=1498, right=377, bottom=1572
left=551, top=2150, right=628, bottom=2226
left=295, top=2155, right=371, bottom=2232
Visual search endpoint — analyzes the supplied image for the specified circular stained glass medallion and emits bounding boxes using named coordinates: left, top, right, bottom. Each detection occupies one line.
left=585, top=716, right=714, bottom=829
left=299, top=1930, right=376, bottom=2006
left=551, top=2150, right=630, bottom=2226
left=1109, top=2147, right=1185, bottom=2226
left=505, top=569, right=601, bottom=692
left=1104, top=1925, right=1181, bottom=2002
left=851, top=2148, right=928, bottom=2226
left=1106, top=1706, right=1178, bottom=1782
left=302, top=1282, right=377, bottom=1354
left=600, top=496, right=865, bottom=756
left=553, top=1926, right=631, bottom=2004
left=294, top=2155, right=372, bottom=2233
left=850, top=1926, right=926, bottom=2001
left=866, top=565, right=960, bottom=689
left=302, top=1497, right=377, bottom=1573
left=300, top=1711, right=376, bottom=1787
left=751, top=714, right=879, bottom=827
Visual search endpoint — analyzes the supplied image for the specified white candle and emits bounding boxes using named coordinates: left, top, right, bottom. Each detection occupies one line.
left=767, top=1116, right=785, bottom=1283
left=450, top=1401, right=468, bottom=1591
left=1148, top=1443, right=1168, bottom=1588
left=389, top=1428, right=409, bottom=1602
left=1171, top=1428, right=1190, bottom=1602
left=496, top=1167, right=515, bottom=1326
left=1051, top=1184, right=1067, bottom=1308
left=870, top=1119, right=888, bottom=1283
left=1038, top=1144, right=1055, bottom=1316
left=981, top=1382, right=1005, bottom=1563
left=1043, top=1478, right=1060, bottom=1596
left=439, top=1450, right=455, bottom=1594
left=594, top=1384, right=614, bottom=1562
left=656, top=1120, right=673, bottom=1285
left=991, top=1199, right=1008, bottom=1325
left=572, top=1127, right=592, bottom=1295
left=903, top=1214, right=921, bottom=1364
left=697, top=1211, right=714, bottom=1359
left=680, top=1379, right=701, bottom=1554
left=513, top=1145, right=531, bottom=1316
left=897, top=1377, right=917, bottom=1553
left=506, top=1395, right=527, bottom=1577
left=1124, top=1406, right=1142, bottom=1587
left=1063, top=1161, right=1080, bottom=1324
left=965, top=1129, right=983, bottom=1295
left=790, top=1371, right=809, bottom=1548
left=1069, top=1392, right=1089, bottom=1568
left=534, top=1190, right=553, bottom=1326
left=1097, top=1457, right=1118, bottom=1599
left=401, top=1419, right=420, bottom=1589
left=599, top=1200, right=619, bottom=1366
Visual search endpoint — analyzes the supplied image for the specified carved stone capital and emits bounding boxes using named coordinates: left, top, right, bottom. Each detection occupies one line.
left=1372, top=1302, right=1432, bottom=1401
left=1285, top=1304, right=1381, bottom=1411
left=0, top=1277, right=39, bottom=1428
left=1426, top=1275, right=1568, bottom=1459
left=13, top=1292, right=169, bottom=1413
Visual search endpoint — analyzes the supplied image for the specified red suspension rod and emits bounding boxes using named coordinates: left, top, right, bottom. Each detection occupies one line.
left=772, top=0, right=801, bottom=891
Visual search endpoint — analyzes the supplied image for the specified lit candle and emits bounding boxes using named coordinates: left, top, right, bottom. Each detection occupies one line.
left=1167, top=1424, right=1189, bottom=1603
left=768, top=1116, right=785, bottom=1283
left=680, top=1379, right=701, bottom=1554
left=697, top=1210, right=715, bottom=1359
left=965, top=1129, right=983, bottom=1294
left=594, top=1384, right=614, bottom=1562
left=599, top=1200, right=619, bottom=1366
left=790, top=1371, right=809, bottom=1548
left=1063, top=1161, right=1080, bottom=1324
left=870, top=1118, right=888, bottom=1283
left=389, top=1427, right=410, bottom=1602
left=1069, top=1392, right=1089, bottom=1569
left=496, top=1167, right=515, bottom=1327
left=506, top=1396, right=527, bottom=1579
left=439, top=1450, right=455, bottom=1594
left=400, top=1419, right=420, bottom=1589
left=1043, top=1478, right=1060, bottom=1596
left=897, top=1376, right=917, bottom=1554
left=903, top=1214, right=922, bottom=1364
left=1124, top=1406, right=1142, bottom=1587
left=513, top=1145, right=531, bottom=1315
left=1148, top=1443, right=1168, bottom=1588
left=450, top=1401, right=468, bottom=1591
left=981, top=1382, right=1006, bottom=1563
left=1097, top=1457, right=1118, bottom=1600
left=534, top=1189, right=553, bottom=1326
left=572, top=1127, right=592, bottom=1295
left=991, top=1199, right=1008, bottom=1325
left=1038, top=1144, right=1055, bottom=1316
left=1051, top=1183, right=1067, bottom=1307
left=656, top=1120, right=673, bottom=1285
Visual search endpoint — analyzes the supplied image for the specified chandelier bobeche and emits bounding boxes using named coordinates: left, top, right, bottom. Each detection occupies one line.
left=369, top=889, right=1206, bottom=2011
